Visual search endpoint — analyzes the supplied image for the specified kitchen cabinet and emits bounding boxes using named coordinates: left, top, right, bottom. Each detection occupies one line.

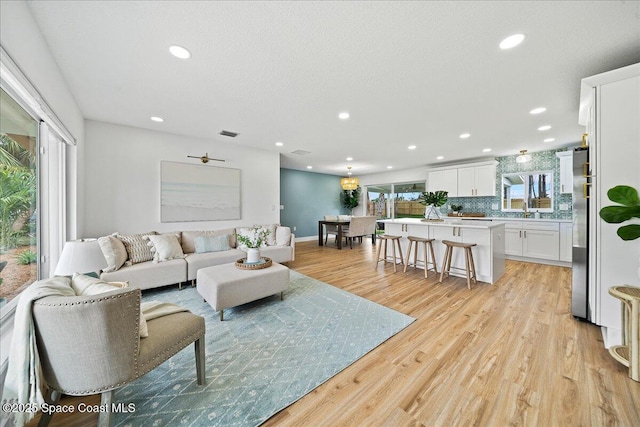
left=559, top=222, right=572, bottom=262
left=556, top=151, right=573, bottom=194
left=579, top=63, right=640, bottom=344
left=457, top=164, right=496, bottom=197
left=503, top=220, right=560, bottom=261
left=427, top=169, right=458, bottom=196
left=427, top=161, right=497, bottom=197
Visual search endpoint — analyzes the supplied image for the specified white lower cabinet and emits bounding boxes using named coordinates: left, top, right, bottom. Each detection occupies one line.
left=430, top=226, right=492, bottom=282
left=559, top=222, right=573, bottom=262
left=503, top=220, right=561, bottom=262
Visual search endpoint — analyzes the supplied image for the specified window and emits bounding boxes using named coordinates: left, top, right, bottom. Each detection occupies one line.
left=366, top=181, right=426, bottom=219
left=0, top=88, right=39, bottom=308
left=502, top=171, right=554, bottom=213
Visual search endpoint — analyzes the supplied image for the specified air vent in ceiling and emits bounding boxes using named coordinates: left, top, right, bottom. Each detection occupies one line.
left=291, top=149, right=311, bottom=155
left=219, top=130, right=239, bottom=138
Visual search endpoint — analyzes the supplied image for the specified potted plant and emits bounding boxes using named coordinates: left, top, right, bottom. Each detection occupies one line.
left=237, top=226, right=271, bottom=264
left=599, top=185, right=640, bottom=278
left=418, top=191, right=448, bottom=220
left=341, top=186, right=361, bottom=213
left=450, top=204, right=464, bottom=216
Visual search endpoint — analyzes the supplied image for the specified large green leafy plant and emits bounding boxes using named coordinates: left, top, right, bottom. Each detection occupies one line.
left=341, top=186, right=361, bottom=210
left=599, top=185, right=640, bottom=241
left=418, top=191, right=448, bottom=207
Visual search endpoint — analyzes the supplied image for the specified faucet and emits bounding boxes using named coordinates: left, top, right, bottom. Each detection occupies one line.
left=523, top=204, right=531, bottom=218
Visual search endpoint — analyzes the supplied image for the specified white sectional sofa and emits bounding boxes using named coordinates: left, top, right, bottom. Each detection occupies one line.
left=98, top=225, right=294, bottom=290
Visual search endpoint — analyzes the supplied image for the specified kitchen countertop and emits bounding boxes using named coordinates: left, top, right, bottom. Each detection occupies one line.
left=379, top=218, right=505, bottom=230
left=448, top=216, right=572, bottom=223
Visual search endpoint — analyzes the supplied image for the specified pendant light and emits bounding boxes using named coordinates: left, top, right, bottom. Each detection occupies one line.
left=340, top=166, right=359, bottom=190
left=516, top=149, right=532, bottom=163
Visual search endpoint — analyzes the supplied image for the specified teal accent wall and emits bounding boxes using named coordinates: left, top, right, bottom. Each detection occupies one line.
left=446, top=148, right=574, bottom=219
left=280, top=168, right=347, bottom=238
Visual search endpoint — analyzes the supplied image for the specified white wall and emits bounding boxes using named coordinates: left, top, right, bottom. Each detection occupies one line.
left=83, top=120, right=281, bottom=237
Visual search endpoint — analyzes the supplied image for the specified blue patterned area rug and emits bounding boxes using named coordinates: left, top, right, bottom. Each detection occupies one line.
left=114, top=270, right=414, bottom=427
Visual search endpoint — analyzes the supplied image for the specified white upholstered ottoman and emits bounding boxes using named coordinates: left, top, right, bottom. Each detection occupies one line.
left=196, top=262, right=290, bottom=320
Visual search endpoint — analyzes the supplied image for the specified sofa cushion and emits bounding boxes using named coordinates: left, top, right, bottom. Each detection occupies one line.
left=194, top=235, right=231, bottom=253
left=100, top=258, right=187, bottom=291
left=144, top=234, right=185, bottom=263
left=98, top=235, right=128, bottom=272
left=258, top=245, right=294, bottom=264
left=185, top=249, right=245, bottom=280
left=181, top=229, right=236, bottom=254
left=117, top=232, right=157, bottom=265
left=71, top=273, right=148, bottom=337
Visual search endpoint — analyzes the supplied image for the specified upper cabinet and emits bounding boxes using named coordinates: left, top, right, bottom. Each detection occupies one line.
left=427, top=168, right=458, bottom=197
left=428, top=161, right=497, bottom=197
left=556, top=151, right=573, bottom=194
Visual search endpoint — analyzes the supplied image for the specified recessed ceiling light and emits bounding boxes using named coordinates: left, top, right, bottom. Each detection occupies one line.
left=483, top=148, right=492, bottom=153
left=338, top=112, right=350, bottom=120
left=436, top=156, right=444, bottom=160
left=530, top=107, right=546, bottom=115
left=306, top=166, right=312, bottom=169
left=346, top=157, right=353, bottom=161
left=538, top=125, right=552, bottom=131
left=275, top=142, right=284, bottom=147
left=544, top=138, right=555, bottom=143
left=150, top=116, right=164, bottom=122
left=460, top=133, right=471, bottom=139
left=169, top=45, right=191, bottom=59
left=499, top=34, right=525, bottom=50
left=408, top=145, right=417, bottom=150
left=387, top=166, right=393, bottom=169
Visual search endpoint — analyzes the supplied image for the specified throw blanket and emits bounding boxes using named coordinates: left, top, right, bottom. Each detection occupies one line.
left=141, top=301, right=188, bottom=321
left=1, top=276, right=75, bottom=427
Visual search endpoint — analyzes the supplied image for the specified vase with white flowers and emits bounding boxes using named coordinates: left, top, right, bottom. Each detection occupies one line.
left=237, top=226, right=270, bottom=263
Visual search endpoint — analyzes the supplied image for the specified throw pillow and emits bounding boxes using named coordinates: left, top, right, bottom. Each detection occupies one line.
left=144, top=234, right=185, bottom=263
left=256, top=224, right=278, bottom=246
left=194, top=234, right=231, bottom=253
left=71, top=274, right=148, bottom=338
left=97, top=234, right=128, bottom=272
left=275, top=226, right=292, bottom=246
left=117, top=232, right=157, bottom=265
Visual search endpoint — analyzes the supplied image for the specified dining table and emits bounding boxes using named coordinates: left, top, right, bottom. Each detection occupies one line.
left=317, top=219, right=351, bottom=250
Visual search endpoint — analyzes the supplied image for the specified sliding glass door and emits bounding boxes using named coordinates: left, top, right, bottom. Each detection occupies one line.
left=0, top=88, right=39, bottom=306
left=366, top=181, right=426, bottom=219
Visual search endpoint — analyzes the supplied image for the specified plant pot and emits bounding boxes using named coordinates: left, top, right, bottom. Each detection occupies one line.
left=246, top=248, right=261, bottom=264
left=424, top=205, right=443, bottom=220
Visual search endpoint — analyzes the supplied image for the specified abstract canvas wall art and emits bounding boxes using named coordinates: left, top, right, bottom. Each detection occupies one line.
left=161, top=161, right=241, bottom=222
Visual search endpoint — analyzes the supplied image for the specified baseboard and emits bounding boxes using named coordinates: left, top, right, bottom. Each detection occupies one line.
left=601, top=326, right=623, bottom=349
left=295, top=235, right=317, bottom=243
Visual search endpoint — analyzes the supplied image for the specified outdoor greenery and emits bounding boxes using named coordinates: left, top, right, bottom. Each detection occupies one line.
left=16, top=249, right=37, bottom=265
left=0, top=133, right=36, bottom=251
left=599, top=185, right=640, bottom=241
left=341, top=186, right=361, bottom=210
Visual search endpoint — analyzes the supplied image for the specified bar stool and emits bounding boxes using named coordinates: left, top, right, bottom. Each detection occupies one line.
left=438, top=240, right=477, bottom=289
left=375, top=235, right=404, bottom=272
left=403, top=236, right=438, bottom=278
left=608, top=285, right=640, bottom=382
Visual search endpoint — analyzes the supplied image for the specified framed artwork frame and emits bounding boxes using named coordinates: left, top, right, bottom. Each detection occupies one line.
left=160, top=161, right=241, bottom=222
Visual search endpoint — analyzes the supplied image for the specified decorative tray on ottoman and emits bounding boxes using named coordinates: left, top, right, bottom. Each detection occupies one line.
left=235, top=257, right=272, bottom=270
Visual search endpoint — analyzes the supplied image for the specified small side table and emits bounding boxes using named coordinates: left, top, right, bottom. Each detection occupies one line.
left=608, top=285, right=640, bottom=382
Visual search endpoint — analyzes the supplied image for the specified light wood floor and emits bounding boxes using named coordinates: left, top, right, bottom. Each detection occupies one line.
left=29, top=240, right=639, bottom=426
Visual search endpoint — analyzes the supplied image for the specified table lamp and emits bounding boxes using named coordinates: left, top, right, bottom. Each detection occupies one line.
left=54, top=238, right=108, bottom=276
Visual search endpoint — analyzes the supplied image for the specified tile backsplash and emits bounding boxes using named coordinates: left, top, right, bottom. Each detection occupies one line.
left=446, top=147, right=575, bottom=219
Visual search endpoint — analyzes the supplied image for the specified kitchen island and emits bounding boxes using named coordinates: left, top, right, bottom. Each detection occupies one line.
left=379, top=218, right=505, bottom=284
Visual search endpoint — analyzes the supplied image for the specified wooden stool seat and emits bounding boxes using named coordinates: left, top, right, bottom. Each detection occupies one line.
left=438, top=240, right=477, bottom=289
left=608, top=285, right=640, bottom=381
left=403, top=236, right=438, bottom=278
left=375, top=235, right=404, bottom=272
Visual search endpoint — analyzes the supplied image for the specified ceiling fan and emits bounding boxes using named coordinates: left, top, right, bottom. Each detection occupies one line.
left=187, top=153, right=225, bottom=164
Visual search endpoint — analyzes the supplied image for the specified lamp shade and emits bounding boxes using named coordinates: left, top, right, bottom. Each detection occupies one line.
left=54, top=238, right=107, bottom=276
left=340, top=176, right=359, bottom=190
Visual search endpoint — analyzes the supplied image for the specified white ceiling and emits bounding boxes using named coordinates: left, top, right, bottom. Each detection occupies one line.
left=25, top=0, right=640, bottom=176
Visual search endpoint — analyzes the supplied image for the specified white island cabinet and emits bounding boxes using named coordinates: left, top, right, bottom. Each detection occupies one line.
left=381, top=219, right=505, bottom=284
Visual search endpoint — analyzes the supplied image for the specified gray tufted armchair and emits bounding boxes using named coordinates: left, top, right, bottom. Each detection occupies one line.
left=32, top=287, right=205, bottom=427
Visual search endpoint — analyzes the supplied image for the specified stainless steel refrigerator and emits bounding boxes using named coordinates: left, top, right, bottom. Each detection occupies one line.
left=571, top=148, right=591, bottom=320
